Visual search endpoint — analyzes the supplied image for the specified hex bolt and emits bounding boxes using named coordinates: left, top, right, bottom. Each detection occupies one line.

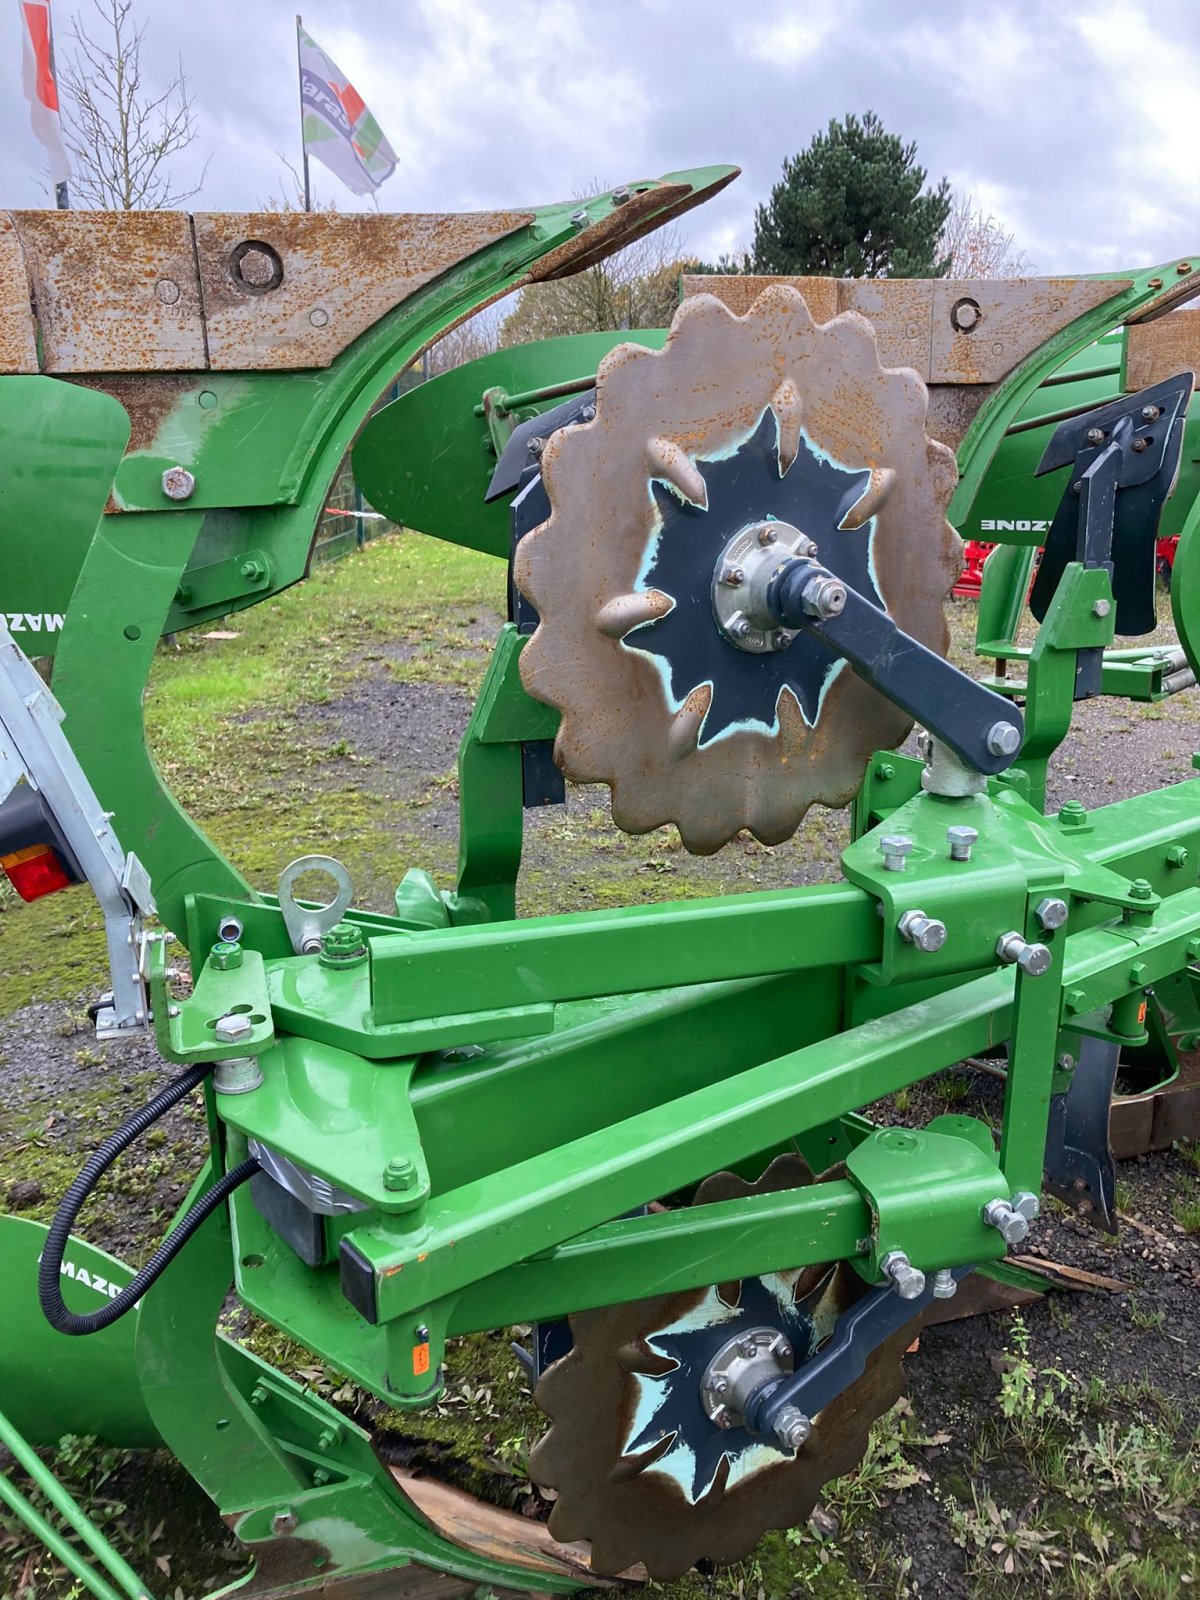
left=1011, top=1190, right=1041, bottom=1222
left=982, top=1197, right=1029, bottom=1246
left=1034, top=896, right=1069, bottom=931
left=722, top=565, right=745, bottom=587
left=1142, top=404, right=1162, bottom=421
left=757, top=525, right=778, bottom=545
left=881, top=1250, right=926, bottom=1300
left=569, top=207, right=589, bottom=229
left=995, top=931, right=1052, bottom=977
left=1059, top=800, right=1089, bottom=830
left=271, top=1509, right=299, bottom=1537
left=986, top=720, right=1022, bottom=757
left=947, top=824, right=978, bottom=862
left=1132, top=437, right=1149, bottom=453
left=773, top=1405, right=812, bottom=1451
left=880, top=835, right=913, bottom=873
left=1085, top=427, right=1105, bottom=445
left=733, top=619, right=753, bottom=639
left=800, top=573, right=847, bottom=620
left=1128, top=877, right=1155, bottom=901
left=770, top=629, right=792, bottom=651
left=611, top=185, right=631, bottom=205
left=528, top=435, right=546, bottom=456
left=1092, top=598, right=1111, bottom=618
left=1167, top=845, right=1189, bottom=869
left=897, top=909, right=948, bottom=953
left=162, top=465, right=196, bottom=501
left=580, top=403, right=596, bottom=421
left=214, top=1012, right=254, bottom=1044
left=931, top=1268, right=957, bottom=1300
left=384, top=1156, right=418, bottom=1193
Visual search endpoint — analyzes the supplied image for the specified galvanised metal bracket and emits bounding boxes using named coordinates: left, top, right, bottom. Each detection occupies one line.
left=0, top=622, right=153, bottom=1037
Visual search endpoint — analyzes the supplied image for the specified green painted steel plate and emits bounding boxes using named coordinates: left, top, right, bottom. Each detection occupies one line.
left=353, top=329, right=666, bottom=556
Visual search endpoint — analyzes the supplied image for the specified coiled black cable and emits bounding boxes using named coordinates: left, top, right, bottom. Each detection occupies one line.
left=37, top=1061, right=258, bottom=1336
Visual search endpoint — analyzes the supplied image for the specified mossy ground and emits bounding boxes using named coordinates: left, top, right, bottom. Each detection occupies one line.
left=2, top=536, right=1198, bottom=1599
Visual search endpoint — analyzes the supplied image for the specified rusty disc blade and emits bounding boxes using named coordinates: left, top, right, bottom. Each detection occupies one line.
left=514, top=285, right=960, bottom=854
left=529, top=1155, right=912, bottom=1580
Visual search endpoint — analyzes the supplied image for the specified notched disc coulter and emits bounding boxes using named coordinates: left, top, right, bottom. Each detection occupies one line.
left=514, top=286, right=961, bottom=853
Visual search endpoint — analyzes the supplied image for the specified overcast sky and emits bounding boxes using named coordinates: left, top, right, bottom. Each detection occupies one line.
left=6, top=0, right=1199, bottom=278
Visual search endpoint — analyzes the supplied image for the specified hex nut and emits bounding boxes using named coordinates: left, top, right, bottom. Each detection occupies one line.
left=982, top=1198, right=1029, bottom=1247
left=773, top=1404, right=812, bottom=1450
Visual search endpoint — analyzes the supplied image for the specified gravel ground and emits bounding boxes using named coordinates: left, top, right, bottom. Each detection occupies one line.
left=3, top=589, right=1199, bottom=1599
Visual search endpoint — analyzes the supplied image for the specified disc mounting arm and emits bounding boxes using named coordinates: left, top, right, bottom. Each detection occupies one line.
left=766, top=560, right=1025, bottom=775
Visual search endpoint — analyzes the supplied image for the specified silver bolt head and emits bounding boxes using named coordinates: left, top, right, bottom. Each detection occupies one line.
left=983, top=1198, right=1029, bottom=1246
left=757, top=525, right=778, bottom=545
left=1086, top=427, right=1105, bottom=445
left=569, top=207, right=589, bottom=228
left=770, top=629, right=793, bottom=651
left=986, top=720, right=1022, bottom=757
left=162, top=465, right=196, bottom=501
left=271, top=1509, right=299, bottom=1536
left=723, top=565, right=745, bottom=586
left=1035, top=896, right=1069, bottom=931
left=1092, top=598, right=1112, bottom=618
left=773, top=1405, right=812, bottom=1451
left=898, top=909, right=947, bottom=954
left=1017, top=942, right=1052, bottom=977
left=1142, top=404, right=1161, bottom=421
left=214, top=1012, right=253, bottom=1044
left=1132, top=437, right=1149, bottom=453
left=881, top=1250, right=926, bottom=1300
left=738, top=1337, right=759, bottom=1359
left=946, top=825, right=979, bottom=860
left=914, top=917, right=947, bottom=954
left=931, top=1268, right=957, bottom=1299
left=1011, top=1190, right=1041, bottom=1222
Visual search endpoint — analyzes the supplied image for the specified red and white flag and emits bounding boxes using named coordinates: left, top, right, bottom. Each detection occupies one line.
left=19, top=0, right=70, bottom=184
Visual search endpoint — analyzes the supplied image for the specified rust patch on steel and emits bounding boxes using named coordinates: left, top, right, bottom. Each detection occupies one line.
left=685, top=274, right=1130, bottom=386
left=514, top=284, right=960, bottom=854
left=530, top=1157, right=910, bottom=1579
left=7, top=209, right=206, bottom=373
left=928, top=276, right=1128, bottom=383
left=67, top=373, right=197, bottom=457
left=0, top=213, right=37, bottom=372
left=192, top=210, right=533, bottom=370
left=529, top=171, right=738, bottom=284
left=1126, top=309, right=1200, bottom=391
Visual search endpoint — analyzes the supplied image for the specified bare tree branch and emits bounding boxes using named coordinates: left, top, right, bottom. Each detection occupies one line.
left=940, top=192, right=1034, bottom=278
left=60, top=0, right=208, bottom=209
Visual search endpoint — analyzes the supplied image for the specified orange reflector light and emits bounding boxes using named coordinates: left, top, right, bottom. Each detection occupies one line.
left=1, top=843, right=72, bottom=902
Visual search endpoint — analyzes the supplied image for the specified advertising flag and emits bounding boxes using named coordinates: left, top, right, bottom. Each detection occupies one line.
left=19, top=0, right=70, bottom=184
left=298, top=22, right=397, bottom=198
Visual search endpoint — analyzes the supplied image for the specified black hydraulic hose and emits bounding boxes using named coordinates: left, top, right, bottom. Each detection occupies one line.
left=37, top=1061, right=258, bottom=1336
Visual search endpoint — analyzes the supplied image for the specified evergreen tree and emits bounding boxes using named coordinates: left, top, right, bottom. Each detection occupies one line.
left=753, top=112, right=951, bottom=279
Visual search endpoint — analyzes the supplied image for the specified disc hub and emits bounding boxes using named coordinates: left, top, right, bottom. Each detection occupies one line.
left=710, top=521, right=816, bottom=654
left=699, top=1324, right=794, bottom=1430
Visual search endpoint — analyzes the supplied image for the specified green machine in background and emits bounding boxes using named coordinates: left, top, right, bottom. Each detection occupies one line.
left=3, top=170, right=1200, bottom=1597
